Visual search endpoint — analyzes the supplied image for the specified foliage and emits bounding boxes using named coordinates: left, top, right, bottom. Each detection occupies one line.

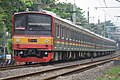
left=44, top=2, right=87, bottom=27
left=1, top=0, right=113, bottom=53
left=0, top=0, right=35, bottom=53
left=6, top=39, right=12, bottom=54
left=88, top=20, right=114, bottom=36
left=105, top=65, right=120, bottom=75
left=96, top=66, right=120, bottom=80
left=0, top=0, right=35, bottom=34
left=0, top=0, right=87, bottom=36
left=0, top=0, right=115, bottom=38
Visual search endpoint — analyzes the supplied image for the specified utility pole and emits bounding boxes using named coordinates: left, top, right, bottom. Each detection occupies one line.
left=114, top=16, right=120, bottom=26
left=98, top=16, right=100, bottom=24
left=2, top=19, right=6, bottom=57
left=72, top=0, right=76, bottom=24
left=87, top=7, right=90, bottom=24
left=104, top=13, right=106, bottom=37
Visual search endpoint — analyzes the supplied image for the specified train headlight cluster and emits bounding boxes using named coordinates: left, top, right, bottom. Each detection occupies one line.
left=20, top=51, right=23, bottom=54
left=16, top=38, right=20, bottom=43
left=44, top=39, right=49, bottom=43
left=44, top=52, right=48, bottom=57
left=45, top=52, right=48, bottom=55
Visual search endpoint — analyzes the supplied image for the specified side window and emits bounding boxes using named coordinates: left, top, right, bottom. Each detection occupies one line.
left=74, top=31, right=76, bottom=41
left=64, top=27, right=67, bottom=38
left=70, top=30, right=74, bottom=39
left=56, top=24, right=60, bottom=38
left=66, top=28, right=69, bottom=40
left=61, top=26, right=64, bottom=39
left=83, top=33, right=85, bottom=43
left=73, top=31, right=75, bottom=40
left=68, top=29, right=70, bottom=39
left=55, top=23, right=57, bottom=38
left=78, top=32, right=80, bottom=42
left=69, top=29, right=72, bottom=40
left=75, top=31, right=77, bottom=40
left=86, top=34, right=88, bottom=43
left=77, top=32, right=79, bottom=41
left=60, top=25, right=62, bottom=39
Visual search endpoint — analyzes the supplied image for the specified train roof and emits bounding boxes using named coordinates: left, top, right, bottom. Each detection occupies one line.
left=47, top=11, right=115, bottom=43
left=14, top=10, right=116, bottom=43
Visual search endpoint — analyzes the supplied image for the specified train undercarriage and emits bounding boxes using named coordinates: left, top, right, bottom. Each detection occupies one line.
left=13, top=49, right=115, bottom=64
left=51, top=51, right=115, bottom=61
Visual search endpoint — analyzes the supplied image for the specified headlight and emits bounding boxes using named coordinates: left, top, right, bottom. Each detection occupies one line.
left=16, top=38, right=20, bottom=43
left=45, top=52, right=48, bottom=55
left=44, top=39, right=49, bottom=43
left=20, top=51, right=23, bottom=54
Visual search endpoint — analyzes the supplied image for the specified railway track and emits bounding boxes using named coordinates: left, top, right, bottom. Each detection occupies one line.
left=0, top=54, right=119, bottom=80
left=0, top=64, right=41, bottom=71
left=0, top=53, right=119, bottom=71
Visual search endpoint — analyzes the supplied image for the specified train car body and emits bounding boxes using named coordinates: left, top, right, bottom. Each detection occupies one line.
left=12, top=10, right=116, bottom=63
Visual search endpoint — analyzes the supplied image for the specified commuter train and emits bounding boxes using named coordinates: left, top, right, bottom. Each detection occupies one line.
left=12, top=10, right=116, bottom=63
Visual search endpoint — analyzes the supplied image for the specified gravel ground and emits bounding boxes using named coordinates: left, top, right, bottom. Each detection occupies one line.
left=0, top=53, right=118, bottom=80
left=55, top=62, right=114, bottom=80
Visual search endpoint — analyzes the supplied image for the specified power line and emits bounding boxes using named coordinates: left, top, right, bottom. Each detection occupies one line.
left=95, top=6, right=120, bottom=8
left=103, top=0, right=114, bottom=21
left=116, top=0, right=120, bottom=2
left=114, top=16, right=120, bottom=26
left=97, top=0, right=114, bottom=21
left=103, top=0, right=107, bottom=7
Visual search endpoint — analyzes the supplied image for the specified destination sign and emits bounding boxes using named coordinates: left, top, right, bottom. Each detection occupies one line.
left=28, top=23, right=51, bottom=26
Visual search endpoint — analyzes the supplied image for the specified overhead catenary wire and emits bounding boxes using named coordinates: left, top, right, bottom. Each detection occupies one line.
left=103, top=0, right=115, bottom=21
left=97, top=0, right=115, bottom=22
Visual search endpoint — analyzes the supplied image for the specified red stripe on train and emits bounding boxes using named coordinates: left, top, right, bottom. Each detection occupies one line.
left=12, top=44, right=53, bottom=50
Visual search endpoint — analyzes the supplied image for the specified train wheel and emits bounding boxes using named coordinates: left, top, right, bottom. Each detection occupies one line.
left=25, top=62, right=32, bottom=65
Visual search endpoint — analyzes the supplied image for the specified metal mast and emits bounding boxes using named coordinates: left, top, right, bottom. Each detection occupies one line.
left=72, top=0, right=76, bottom=24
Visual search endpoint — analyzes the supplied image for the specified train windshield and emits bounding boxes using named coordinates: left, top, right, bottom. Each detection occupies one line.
left=28, top=14, right=51, bottom=31
left=14, top=13, right=52, bottom=35
left=14, top=14, right=26, bottom=30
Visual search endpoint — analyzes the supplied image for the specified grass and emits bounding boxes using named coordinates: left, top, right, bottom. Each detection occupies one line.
left=96, top=66, right=120, bottom=80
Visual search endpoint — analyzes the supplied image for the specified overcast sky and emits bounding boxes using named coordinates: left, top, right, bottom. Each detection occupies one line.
left=59, top=0, right=120, bottom=26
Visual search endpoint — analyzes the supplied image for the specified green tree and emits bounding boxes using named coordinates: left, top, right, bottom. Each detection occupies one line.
left=6, top=39, right=12, bottom=54
left=0, top=0, right=34, bottom=53
left=0, top=0, right=88, bottom=53
left=44, top=2, right=87, bottom=27
left=0, top=0, right=35, bottom=35
left=89, top=20, right=114, bottom=36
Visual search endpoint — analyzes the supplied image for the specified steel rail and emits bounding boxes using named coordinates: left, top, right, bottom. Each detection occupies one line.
left=0, top=64, right=41, bottom=71
left=0, top=55, right=119, bottom=80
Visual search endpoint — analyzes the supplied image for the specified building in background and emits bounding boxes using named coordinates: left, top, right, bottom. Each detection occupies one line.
left=106, top=26, right=120, bottom=41
left=106, top=26, right=120, bottom=49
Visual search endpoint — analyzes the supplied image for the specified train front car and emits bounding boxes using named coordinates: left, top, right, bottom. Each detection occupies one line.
left=12, top=12, right=53, bottom=63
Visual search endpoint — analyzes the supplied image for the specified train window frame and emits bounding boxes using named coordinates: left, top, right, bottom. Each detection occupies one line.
left=66, top=28, right=69, bottom=40
left=55, top=23, right=58, bottom=38
left=69, top=29, right=72, bottom=41
left=61, top=26, right=64, bottom=39
left=14, top=14, right=27, bottom=30
left=71, top=30, right=74, bottom=40
left=64, top=27, right=67, bottom=39
left=14, top=13, right=52, bottom=36
left=28, top=14, right=51, bottom=31
left=78, top=32, right=81, bottom=42
left=60, top=24, right=62, bottom=39
left=56, top=24, right=60, bottom=38
left=73, top=30, right=76, bottom=40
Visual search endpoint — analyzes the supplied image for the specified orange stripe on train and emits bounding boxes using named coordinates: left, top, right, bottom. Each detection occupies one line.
left=12, top=36, right=53, bottom=45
